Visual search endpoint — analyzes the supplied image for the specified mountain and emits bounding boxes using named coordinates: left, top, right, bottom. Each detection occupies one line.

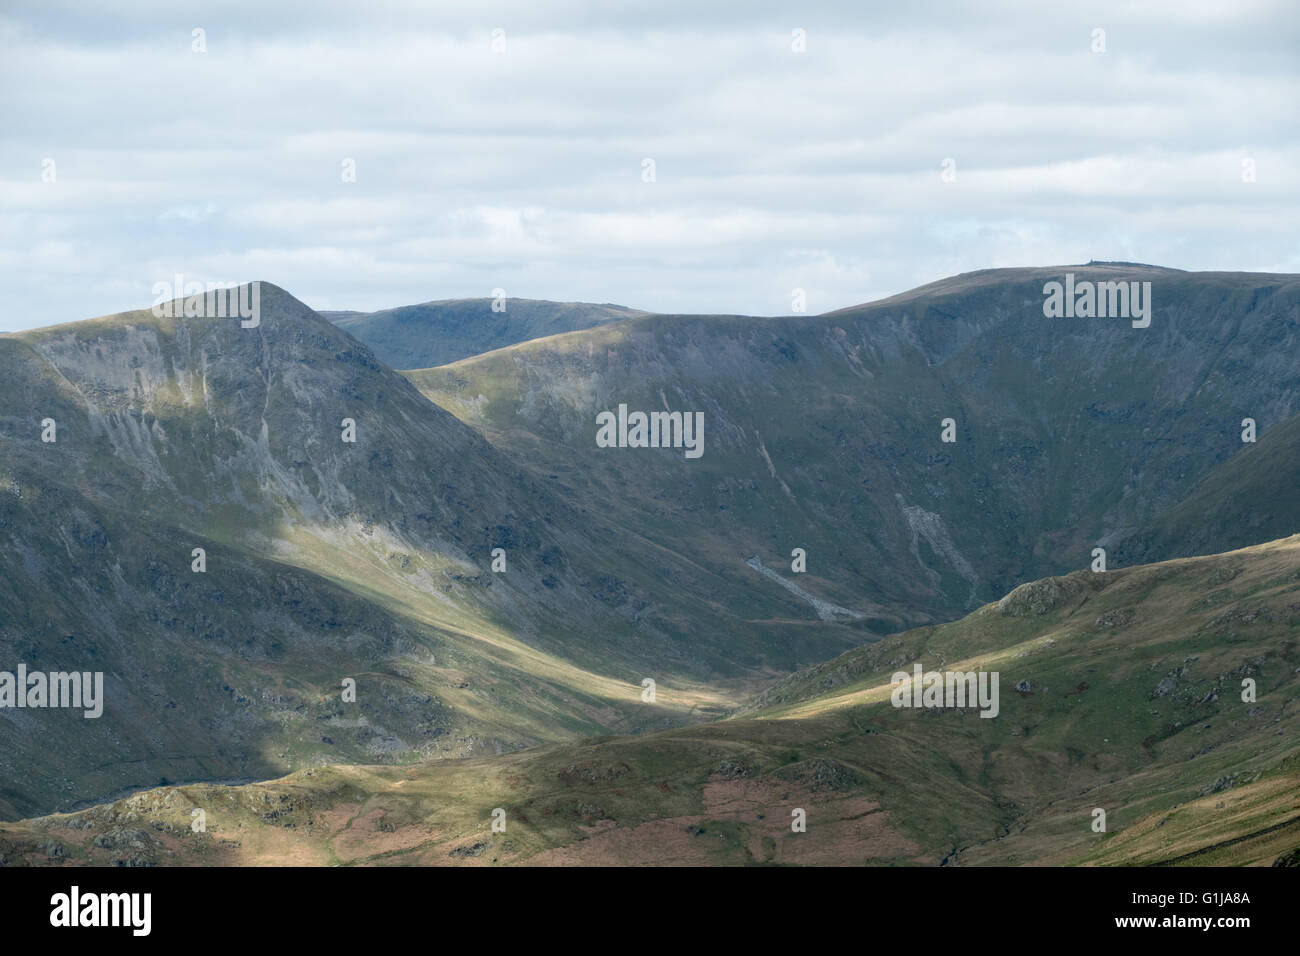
left=0, top=284, right=824, bottom=819
left=322, top=299, right=647, bottom=370
left=4, top=264, right=1300, bottom=836
left=409, top=264, right=1300, bottom=635
left=4, top=534, right=1295, bottom=865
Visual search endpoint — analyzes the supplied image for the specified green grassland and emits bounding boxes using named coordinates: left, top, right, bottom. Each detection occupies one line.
left=3, top=535, right=1295, bottom=866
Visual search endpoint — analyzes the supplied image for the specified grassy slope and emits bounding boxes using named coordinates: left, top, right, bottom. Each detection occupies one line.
left=5, top=534, right=1295, bottom=866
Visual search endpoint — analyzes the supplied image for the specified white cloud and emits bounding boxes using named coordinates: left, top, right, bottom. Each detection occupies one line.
left=0, top=1, right=1297, bottom=329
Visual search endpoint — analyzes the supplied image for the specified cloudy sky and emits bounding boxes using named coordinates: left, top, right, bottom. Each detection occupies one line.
left=2, top=0, right=1297, bottom=331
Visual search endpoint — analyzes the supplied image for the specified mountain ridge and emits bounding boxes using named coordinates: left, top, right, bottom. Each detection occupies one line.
left=322, top=297, right=649, bottom=370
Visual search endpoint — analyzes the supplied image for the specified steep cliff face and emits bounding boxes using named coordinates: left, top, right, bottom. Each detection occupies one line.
left=1115, top=406, right=1300, bottom=566
left=411, top=265, right=1300, bottom=629
left=10, top=286, right=594, bottom=637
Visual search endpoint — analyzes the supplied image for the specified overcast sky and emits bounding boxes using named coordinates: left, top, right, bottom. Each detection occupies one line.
left=2, top=0, right=1297, bottom=330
